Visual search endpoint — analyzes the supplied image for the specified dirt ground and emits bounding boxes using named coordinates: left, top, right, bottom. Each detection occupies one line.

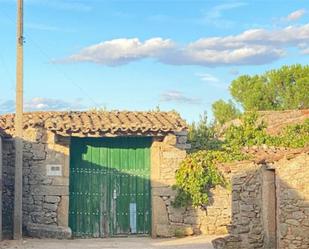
left=0, top=235, right=218, bottom=249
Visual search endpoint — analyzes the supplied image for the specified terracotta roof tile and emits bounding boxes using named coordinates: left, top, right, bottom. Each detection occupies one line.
left=0, top=111, right=187, bottom=137
left=221, top=109, right=309, bottom=135
left=242, top=146, right=309, bottom=164
left=259, top=109, right=309, bottom=135
left=218, top=146, right=309, bottom=174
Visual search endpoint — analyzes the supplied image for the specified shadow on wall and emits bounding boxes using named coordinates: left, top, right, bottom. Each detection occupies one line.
left=212, top=154, right=309, bottom=249
left=1, top=129, right=230, bottom=239
left=1, top=138, right=14, bottom=237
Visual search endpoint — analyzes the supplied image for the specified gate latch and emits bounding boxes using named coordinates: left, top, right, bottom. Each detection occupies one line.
left=113, top=189, right=117, bottom=199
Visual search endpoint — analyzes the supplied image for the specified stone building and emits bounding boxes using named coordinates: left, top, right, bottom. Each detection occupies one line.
left=221, top=109, right=309, bottom=136
left=212, top=110, right=309, bottom=249
left=0, top=111, right=230, bottom=239
left=212, top=147, right=309, bottom=249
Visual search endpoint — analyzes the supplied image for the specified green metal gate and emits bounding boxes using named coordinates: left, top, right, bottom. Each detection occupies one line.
left=69, top=137, right=152, bottom=237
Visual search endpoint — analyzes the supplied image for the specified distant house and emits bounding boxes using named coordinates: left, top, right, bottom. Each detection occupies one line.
left=220, top=109, right=309, bottom=136
left=0, top=111, right=194, bottom=239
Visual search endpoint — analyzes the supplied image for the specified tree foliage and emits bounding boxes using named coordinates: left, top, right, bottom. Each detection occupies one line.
left=224, top=112, right=269, bottom=148
left=230, top=64, right=309, bottom=111
left=212, top=99, right=240, bottom=125
left=188, top=112, right=222, bottom=151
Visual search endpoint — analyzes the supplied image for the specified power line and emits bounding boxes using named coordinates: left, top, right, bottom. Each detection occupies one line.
left=0, top=8, right=100, bottom=108
left=0, top=51, right=15, bottom=93
left=26, top=36, right=100, bottom=107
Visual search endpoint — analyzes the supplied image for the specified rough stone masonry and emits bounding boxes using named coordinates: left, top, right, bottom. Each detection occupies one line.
left=212, top=150, right=309, bottom=249
left=152, top=132, right=231, bottom=237
left=1, top=120, right=231, bottom=239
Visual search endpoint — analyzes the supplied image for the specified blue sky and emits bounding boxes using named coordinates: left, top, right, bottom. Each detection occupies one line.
left=0, top=0, right=308, bottom=122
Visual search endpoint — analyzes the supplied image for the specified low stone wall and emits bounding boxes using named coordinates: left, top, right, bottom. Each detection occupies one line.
left=152, top=133, right=231, bottom=237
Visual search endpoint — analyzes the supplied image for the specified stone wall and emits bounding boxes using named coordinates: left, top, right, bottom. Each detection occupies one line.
left=213, top=152, right=309, bottom=249
left=2, top=128, right=232, bottom=239
left=2, top=139, right=15, bottom=237
left=213, top=161, right=265, bottom=249
left=275, top=153, right=309, bottom=249
left=151, top=132, right=231, bottom=238
left=22, top=128, right=71, bottom=238
left=2, top=128, right=71, bottom=238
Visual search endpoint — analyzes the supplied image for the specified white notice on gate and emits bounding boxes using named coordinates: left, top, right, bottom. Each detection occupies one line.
left=130, top=203, right=137, bottom=234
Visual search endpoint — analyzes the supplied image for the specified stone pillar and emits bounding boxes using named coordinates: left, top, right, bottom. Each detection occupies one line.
left=150, top=137, right=162, bottom=238
left=46, top=133, right=70, bottom=228
left=262, top=167, right=277, bottom=249
left=150, top=133, right=189, bottom=238
left=22, top=130, right=71, bottom=239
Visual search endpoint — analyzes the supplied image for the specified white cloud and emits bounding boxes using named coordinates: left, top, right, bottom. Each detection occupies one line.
left=301, top=47, right=309, bottom=55
left=60, top=24, right=309, bottom=67
left=0, top=98, right=85, bottom=114
left=188, top=25, right=309, bottom=49
left=229, top=68, right=239, bottom=75
left=0, top=100, right=15, bottom=114
left=287, top=9, right=306, bottom=21
left=200, top=2, right=247, bottom=28
left=61, top=38, right=174, bottom=66
left=196, top=73, right=219, bottom=83
left=196, top=73, right=228, bottom=89
left=162, top=45, right=284, bottom=66
left=25, top=97, right=85, bottom=111
left=160, top=91, right=200, bottom=105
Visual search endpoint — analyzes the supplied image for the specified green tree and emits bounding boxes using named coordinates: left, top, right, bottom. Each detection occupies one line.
left=188, top=112, right=222, bottom=151
left=230, top=64, right=309, bottom=111
left=212, top=99, right=240, bottom=125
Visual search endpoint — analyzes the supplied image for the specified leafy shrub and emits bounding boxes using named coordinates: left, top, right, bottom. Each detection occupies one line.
left=267, top=119, right=309, bottom=148
left=174, top=112, right=309, bottom=208
left=173, top=150, right=245, bottom=208
left=224, top=112, right=269, bottom=148
left=188, top=112, right=222, bottom=152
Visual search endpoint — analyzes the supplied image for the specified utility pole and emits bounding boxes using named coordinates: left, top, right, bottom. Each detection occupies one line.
left=14, top=0, right=24, bottom=240
left=0, top=135, right=2, bottom=241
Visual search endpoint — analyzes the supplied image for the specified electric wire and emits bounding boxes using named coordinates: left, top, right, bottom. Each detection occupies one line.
left=0, top=7, right=100, bottom=108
